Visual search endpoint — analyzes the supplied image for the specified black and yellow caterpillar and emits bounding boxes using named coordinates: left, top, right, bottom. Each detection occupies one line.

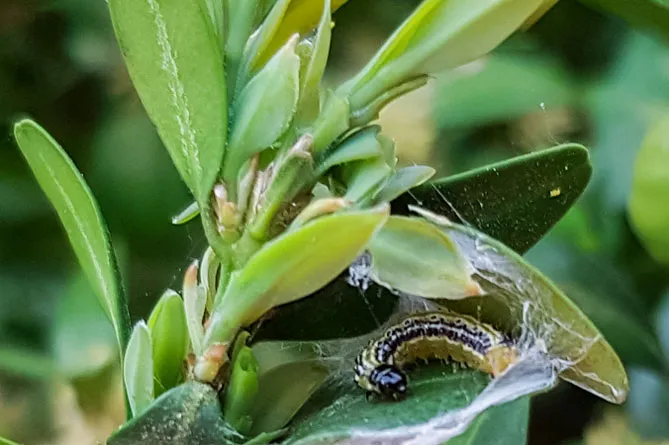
left=354, top=311, right=519, bottom=400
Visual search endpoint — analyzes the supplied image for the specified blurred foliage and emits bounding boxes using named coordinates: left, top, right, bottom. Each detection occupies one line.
left=2, top=0, right=669, bottom=444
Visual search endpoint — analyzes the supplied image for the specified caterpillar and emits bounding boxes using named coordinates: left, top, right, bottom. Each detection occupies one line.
left=354, top=311, right=519, bottom=400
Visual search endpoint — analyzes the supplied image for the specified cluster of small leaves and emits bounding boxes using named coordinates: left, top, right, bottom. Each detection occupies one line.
left=9, top=0, right=639, bottom=444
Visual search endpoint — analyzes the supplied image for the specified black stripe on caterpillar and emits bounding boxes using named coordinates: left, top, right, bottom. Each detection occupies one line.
left=354, top=311, right=519, bottom=400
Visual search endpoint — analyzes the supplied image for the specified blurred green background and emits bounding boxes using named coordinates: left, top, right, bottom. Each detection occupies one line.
left=2, top=0, right=669, bottom=444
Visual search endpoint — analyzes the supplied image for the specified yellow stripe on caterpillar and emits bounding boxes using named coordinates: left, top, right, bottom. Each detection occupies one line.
left=354, top=311, right=519, bottom=400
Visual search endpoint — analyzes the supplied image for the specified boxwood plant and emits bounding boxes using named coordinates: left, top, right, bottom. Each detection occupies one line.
left=11, top=0, right=628, bottom=444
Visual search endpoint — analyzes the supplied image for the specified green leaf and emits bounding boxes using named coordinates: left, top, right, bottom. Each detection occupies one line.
left=285, top=367, right=525, bottom=444
left=311, top=90, right=351, bottom=153
left=249, top=342, right=330, bottom=435
left=435, top=54, right=574, bottom=129
left=202, top=0, right=225, bottom=48
left=245, top=0, right=292, bottom=73
left=0, top=437, right=22, bottom=445
left=108, top=381, right=246, bottom=445
left=579, top=0, right=669, bottom=39
left=342, top=157, right=392, bottom=203
left=13, top=119, right=131, bottom=359
left=225, top=36, right=301, bottom=182
left=349, top=75, right=429, bottom=127
left=203, top=205, right=390, bottom=346
left=296, top=0, right=332, bottom=122
left=108, top=0, right=227, bottom=201
left=526, top=241, right=668, bottom=371
left=124, top=321, right=154, bottom=417
left=392, top=143, right=593, bottom=254
left=425, top=219, right=628, bottom=404
left=368, top=216, right=482, bottom=299
left=171, top=201, right=199, bottom=225
left=223, top=344, right=260, bottom=435
left=375, top=165, right=435, bottom=204
left=628, top=114, right=669, bottom=266
left=339, top=0, right=545, bottom=110
left=147, top=290, right=189, bottom=396
left=258, top=0, right=349, bottom=67
left=53, top=274, right=117, bottom=378
left=316, top=125, right=383, bottom=175
left=225, top=0, right=258, bottom=98
left=447, top=397, right=530, bottom=445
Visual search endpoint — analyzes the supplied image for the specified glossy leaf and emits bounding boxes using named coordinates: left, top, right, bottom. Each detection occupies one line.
left=368, top=216, right=482, bottom=299
left=526, top=240, right=667, bottom=371
left=628, top=114, right=669, bottom=266
left=0, top=438, right=21, bottom=445
left=225, top=36, right=300, bottom=181
left=203, top=205, right=390, bottom=346
left=124, top=321, right=154, bottom=417
left=53, top=274, right=117, bottom=378
left=147, top=290, right=189, bottom=396
left=448, top=397, right=530, bottom=445
left=108, top=382, right=247, bottom=445
left=108, top=0, right=227, bottom=200
left=427, top=219, right=628, bottom=404
left=286, top=367, right=526, bottom=444
left=392, top=144, right=593, bottom=254
left=13, top=119, right=131, bottom=358
left=339, top=0, right=545, bottom=110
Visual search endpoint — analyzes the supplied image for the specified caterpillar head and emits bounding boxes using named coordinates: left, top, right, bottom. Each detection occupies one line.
left=355, top=363, right=407, bottom=400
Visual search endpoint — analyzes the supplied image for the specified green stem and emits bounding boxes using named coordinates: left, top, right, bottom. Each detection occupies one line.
left=200, top=199, right=232, bottom=265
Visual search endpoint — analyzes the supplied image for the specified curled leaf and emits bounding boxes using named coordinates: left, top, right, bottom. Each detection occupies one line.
left=421, top=214, right=628, bottom=404
left=368, top=216, right=482, bottom=299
